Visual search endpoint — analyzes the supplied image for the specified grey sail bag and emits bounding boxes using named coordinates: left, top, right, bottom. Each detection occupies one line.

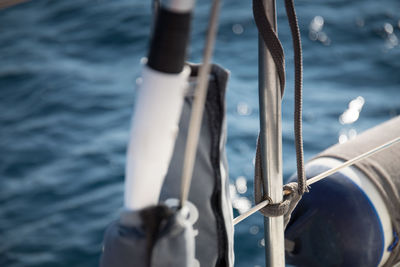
left=99, top=63, right=234, bottom=267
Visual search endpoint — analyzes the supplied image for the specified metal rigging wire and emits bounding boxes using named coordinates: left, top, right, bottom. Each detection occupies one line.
left=234, top=136, right=400, bottom=225
left=180, top=0, right=222, bottom=207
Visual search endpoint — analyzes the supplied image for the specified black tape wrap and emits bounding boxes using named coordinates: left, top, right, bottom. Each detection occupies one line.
left=147, top=7, right=192, bottom=74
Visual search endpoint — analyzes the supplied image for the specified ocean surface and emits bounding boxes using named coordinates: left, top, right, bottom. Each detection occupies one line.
left=0, top=0, right=399, bottom=266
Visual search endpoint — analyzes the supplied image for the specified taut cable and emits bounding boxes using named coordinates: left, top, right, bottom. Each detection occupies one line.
left=234, top=136, right=400, bottom=225
left=180, top=0, right=221, bottom=207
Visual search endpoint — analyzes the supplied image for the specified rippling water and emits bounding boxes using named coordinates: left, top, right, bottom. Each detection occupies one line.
left=1, top=0, right=399, bottom=266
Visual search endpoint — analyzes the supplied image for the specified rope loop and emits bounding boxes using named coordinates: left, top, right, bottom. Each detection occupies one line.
left=256, top=182, right=302, bottom=227
left=254, top=137, right=303, bottom=227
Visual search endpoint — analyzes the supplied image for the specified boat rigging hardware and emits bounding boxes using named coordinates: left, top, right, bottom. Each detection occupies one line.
left=180, top=0, right=221, bottom=208
left=233, top=136, right=400, bottom=225
left=252, top=0, right=306, bottom=231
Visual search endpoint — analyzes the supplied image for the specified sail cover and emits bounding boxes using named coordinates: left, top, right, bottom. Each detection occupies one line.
left=159, top=63, right=234, bottom=266
left=100, top=63, right=234, bottom=267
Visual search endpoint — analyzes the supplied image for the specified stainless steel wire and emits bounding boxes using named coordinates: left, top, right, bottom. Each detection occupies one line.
left=233, top=136, right=400, bottom=225
left=180, top=0, right=221, bottom=207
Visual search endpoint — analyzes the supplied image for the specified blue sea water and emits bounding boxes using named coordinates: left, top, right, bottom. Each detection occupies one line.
left=0, top=0, right=399, bottom=266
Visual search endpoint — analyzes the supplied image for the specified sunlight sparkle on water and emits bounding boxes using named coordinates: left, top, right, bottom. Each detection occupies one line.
left=339, top=96, right=365, bottom=125
left=338, top=97, right=364, bottom=143
left=232, top=24, right=244, bottom=35
left=309, top=16, right=331, bottom=45
left=384, top=23, right=394, bottom=34
left=259, top=238, right=265, bottom=247
left=230, top=182, right=251, bottom=214
left=235, top=176, right=248, bottom=194
left=237, top=102, right=252, bottom=116
left=339, top=129, right=357, bottom=144
left=383, top=23, right=399, bottom=50
left=310, top=16, right=324, bottom=32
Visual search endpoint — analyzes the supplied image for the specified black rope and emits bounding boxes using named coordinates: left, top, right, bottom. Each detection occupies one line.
left=253, top=0, right=307, bottom=219
left=284, top=0, right=307, bottom=194
left=252, top=0, right=285, bottom=97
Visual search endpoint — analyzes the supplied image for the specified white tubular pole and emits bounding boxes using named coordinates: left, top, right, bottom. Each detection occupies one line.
left=258, top=0, right=285, bottom=266
left=124, top=65, right=190, bottom=211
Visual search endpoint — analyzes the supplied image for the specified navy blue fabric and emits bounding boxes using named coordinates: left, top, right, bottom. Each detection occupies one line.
left=285, top=164, right=384, bottom=267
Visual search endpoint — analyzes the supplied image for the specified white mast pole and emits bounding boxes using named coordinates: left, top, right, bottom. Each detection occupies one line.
left=124, top=0, right=195, bottom=211
left=258, top=0, right=285, bottom=265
